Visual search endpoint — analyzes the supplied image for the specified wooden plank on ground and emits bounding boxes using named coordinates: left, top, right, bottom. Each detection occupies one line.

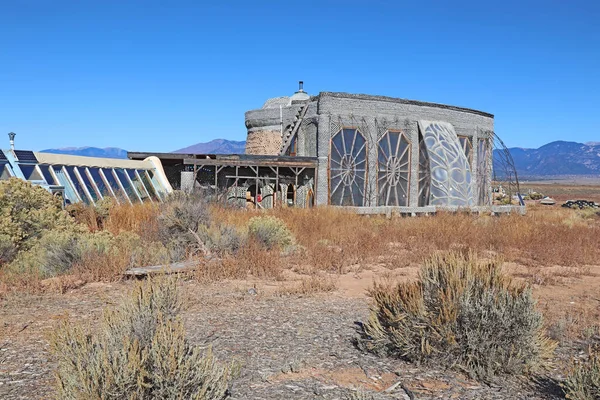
left=124, top=260, right=199, bottom=277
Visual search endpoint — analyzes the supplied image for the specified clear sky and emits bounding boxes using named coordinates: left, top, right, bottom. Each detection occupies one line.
left=1, top=1, right=598, bottom=151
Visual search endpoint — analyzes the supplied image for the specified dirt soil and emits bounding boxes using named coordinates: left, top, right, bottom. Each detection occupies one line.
left=1, top=265, right=599, bottom=400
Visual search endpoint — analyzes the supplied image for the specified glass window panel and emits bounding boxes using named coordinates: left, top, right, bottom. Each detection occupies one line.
left=329, top=128, right=367, bottom=206
left=115, top=169, right=140, bottom=202
left=0, top=164, right=11, bottom=180
left=38, top=165, right=56, bottom=185
left=137, top=170, right=159, bottom=201
left=64, top=166, right=91, bottom=204
left=126, top=169, right=150, bottom=201
left=146, top=170, right=166, bottom=199
left=101, top=168, right=122, bottom=197
left=88, top=167, right=109, bottom=198
left=377, top=131, right=410, bottom=206
left=20, top=165, right=44, bottom=181
left=52, top=166, right=79, bottom=203
left=77, top=167, right=99, bottom=202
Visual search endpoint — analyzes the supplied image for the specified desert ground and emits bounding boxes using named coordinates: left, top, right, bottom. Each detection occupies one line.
left=1, top=182, right=600, bottom=399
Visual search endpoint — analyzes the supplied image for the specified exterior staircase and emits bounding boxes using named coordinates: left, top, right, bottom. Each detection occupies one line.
left=279, top=103, right=309, bottom=155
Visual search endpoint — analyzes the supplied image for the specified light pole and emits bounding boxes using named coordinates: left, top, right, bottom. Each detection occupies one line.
left=8, top=132, right=16, bottom=151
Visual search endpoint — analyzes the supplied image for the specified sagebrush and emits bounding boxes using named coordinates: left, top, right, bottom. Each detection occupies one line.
left=562, top=349, right=600, bottom=400
left=357, top=252, right=555, bottom=381
left=247, top=215, right=294, bottom=250
left=50, top=276, right=236, bottom=399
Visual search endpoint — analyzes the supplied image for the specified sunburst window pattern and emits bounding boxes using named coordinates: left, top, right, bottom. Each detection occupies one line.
left=377, top=131, right=410, bottom=206
left=329, top=128, right=367, bottom=206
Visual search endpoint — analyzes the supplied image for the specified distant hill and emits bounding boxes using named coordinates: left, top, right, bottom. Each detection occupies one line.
left=173, top=139, right=246, bottom=154
left=40, top=139, right=600, bottom=178
left=503, top=140, right=600, bottom=177
left=40, top=147, right=128, bottom=159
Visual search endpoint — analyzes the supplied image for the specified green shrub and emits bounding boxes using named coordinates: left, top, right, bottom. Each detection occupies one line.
left=158, top=192, right=245, bottom=259
left=50, top=276, right=236, bottom=399
left=198, top=224, right=246, bottom=256
left=562, top=349, right=600, bottom=400
left=0, top=178, right=82, bottom=262
left=357, top=252, right=554, bottom=381
left=6, top=230, right=118, bottom=278
left=247, top=215, right=294, bottom=250
left=529, top=192, right=544, bottom=200
left=158, top=191, right=213, bottom=259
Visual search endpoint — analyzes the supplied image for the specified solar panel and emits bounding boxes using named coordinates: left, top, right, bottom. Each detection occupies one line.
left=0, top=150, right=6, bottom=162
left=13, top=150, right=38, bottom=163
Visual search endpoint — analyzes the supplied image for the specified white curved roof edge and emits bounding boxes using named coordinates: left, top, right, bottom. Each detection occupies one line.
left=144, top=155, right=173, bottom=193
left=34, top=152, right=156, bottom=169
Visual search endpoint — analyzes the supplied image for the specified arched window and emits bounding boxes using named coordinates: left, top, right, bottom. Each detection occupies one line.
left=329, top=128, right=367, bottom=206
left=377, top=130, right=410, bottom=206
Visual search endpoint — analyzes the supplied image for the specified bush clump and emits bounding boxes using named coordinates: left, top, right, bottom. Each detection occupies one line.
left=562, top=349, right=600, bottom=400
left=158, top=191, right=245, bottom=259
left=0, top=178, right=83, bottom=264
left=50, top=276, right=236, bottom=399
left=247, top=215, right=294, bottom=250
left=357, top=252, right=554, bottom=381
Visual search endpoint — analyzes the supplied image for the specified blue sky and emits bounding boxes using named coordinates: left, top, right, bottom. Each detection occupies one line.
left=1, top=1, right=598, bottom=151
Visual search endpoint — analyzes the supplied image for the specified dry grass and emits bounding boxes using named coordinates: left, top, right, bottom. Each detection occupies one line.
left=276, top=274, right=338, bottom=296
left=215, top=206, right=600, bottom=271
left=4, top=190, right=600, bottom=296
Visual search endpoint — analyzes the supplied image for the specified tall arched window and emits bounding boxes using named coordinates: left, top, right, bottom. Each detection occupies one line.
left=377, top=130, right=410, bottom=206
left=329, top=128, right=367, bottom=206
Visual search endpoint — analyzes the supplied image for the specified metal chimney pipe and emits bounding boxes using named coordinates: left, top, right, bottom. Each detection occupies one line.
left=8, top=132, right=16, bottom=151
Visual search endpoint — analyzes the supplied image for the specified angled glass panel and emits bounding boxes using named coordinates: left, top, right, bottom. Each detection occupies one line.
left=64, top=166, right=91, bottom=204
left=126, top=169, right=150, bottom=201
left=146, top=170, right=166, bottom=200
left=137, top=170, right=159, bottom=201
left=52, top=166, right=79, bottom=203
left=101, top=168, right=127, bottom=203
left=38, top=165, right=56, bottom=185
left=88, top=167, right=109, bottom=198
left=19, top=165, right=44, bottom=181
left=115, top=169, right=141, bottom=203
left=77, top=167, right=99, bottom=202
left=0, top=164, right=12, bottom=180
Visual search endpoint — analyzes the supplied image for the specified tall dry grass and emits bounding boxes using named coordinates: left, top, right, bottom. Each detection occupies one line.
left=215, top=206, right=600, bottom=271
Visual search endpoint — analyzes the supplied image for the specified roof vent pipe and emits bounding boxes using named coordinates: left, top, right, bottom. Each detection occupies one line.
left=8, top=132, right=15, bottom=151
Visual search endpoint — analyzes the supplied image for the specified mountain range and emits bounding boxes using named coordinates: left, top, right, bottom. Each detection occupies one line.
left=504, top=141, right=600, bottom=177
left=40, top=140, right=600, bottom=177
left=39, top=147, right=128, bottom=159
left=173, top=139, right=246, bottom=154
